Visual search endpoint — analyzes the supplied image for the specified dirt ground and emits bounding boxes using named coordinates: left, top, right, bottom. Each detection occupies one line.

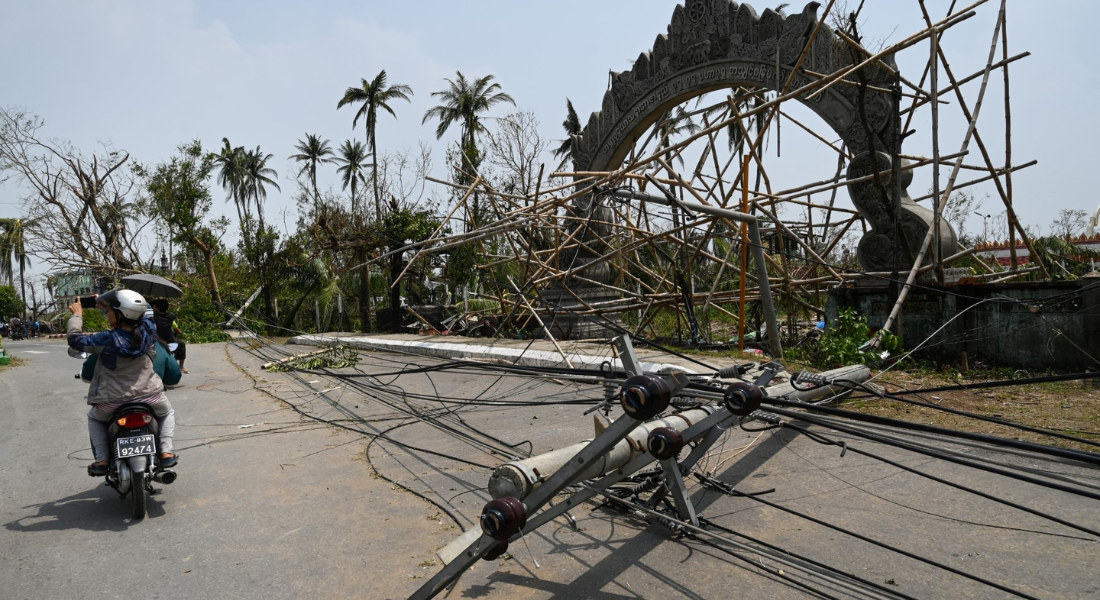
left=839, top=369, right=1100, bottom=452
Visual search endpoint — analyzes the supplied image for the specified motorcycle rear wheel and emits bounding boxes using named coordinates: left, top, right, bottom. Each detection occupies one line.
left=131, top=472, right=147, bottom=519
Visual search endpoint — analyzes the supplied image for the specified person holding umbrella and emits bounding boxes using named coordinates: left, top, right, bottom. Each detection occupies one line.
left=151, top=299, right=187, bottom=374
left=121, top=274, right=189, bottom=374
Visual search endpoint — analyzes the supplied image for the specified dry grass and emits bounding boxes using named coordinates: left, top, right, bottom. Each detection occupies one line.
left=840, top=370, right=1100, bottom=452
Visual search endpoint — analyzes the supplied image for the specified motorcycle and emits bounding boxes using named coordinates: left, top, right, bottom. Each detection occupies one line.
left=97, top=402, right=177, bottom=518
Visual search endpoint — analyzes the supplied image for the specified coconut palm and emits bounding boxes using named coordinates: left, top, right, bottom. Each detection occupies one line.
left=334, top=140, right=370, bottom=212
left=240, top=145, right=280, bottom=231
left=337, top=70, right=413, bottom=222
left=289, top=133, right=335, bottom=207
left=212, top=138, right=250, bottom=233
left=0, top=218, right=34, bottom=314
left=422, top=71, right=515, bottom=175
left=553, top=98, right=582, bottom=171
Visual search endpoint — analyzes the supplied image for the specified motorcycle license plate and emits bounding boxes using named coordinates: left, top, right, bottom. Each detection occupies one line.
left=116, top=435, right=155, bottom=458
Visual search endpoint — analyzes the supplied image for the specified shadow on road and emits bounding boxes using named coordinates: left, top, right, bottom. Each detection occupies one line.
left=4, top=484, right=166, bottom=532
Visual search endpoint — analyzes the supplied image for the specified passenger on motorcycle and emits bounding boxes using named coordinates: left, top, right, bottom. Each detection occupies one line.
left=67, top=289, right=179, bottom=477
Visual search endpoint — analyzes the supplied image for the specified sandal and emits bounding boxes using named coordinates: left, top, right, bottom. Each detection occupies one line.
left=87, top=461, right=109, bottom=477
left=159, top=453, right=179, bottom=468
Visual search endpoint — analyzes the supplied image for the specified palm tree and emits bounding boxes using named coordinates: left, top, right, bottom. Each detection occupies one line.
left=212, top=138, right=250, bottom=236
left=422, top=71, right=515, bottom=177
left=334, top=140, right=370, bottom=211
left=0, top=218, right=33, bottom=315
left=553, top=98, right=582, bottom=171
left=240, top=145, right=280, bottom=232
left=334, top=138, right=374, bottom=334
left=289, top=133, right=335, bottom=207
left=337, top=70, right=413, bottom=222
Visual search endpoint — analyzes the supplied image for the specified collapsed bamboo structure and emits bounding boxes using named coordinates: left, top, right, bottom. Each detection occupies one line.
left=373, top=0, right=1038, bottom=349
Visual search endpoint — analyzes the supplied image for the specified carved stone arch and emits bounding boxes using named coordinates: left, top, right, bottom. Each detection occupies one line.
left=571, top=0, right=956, bottom=272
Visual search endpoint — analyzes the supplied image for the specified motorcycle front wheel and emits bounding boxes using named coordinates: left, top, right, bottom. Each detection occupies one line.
left=131, top=472, right=147, bottom=519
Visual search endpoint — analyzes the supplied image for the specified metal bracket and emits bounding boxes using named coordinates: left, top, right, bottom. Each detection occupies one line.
left=659, top=457, right=698, bottom=526
left=753, top=361, right=785, bottom=387
left=611, top=334, right=642, bottom=377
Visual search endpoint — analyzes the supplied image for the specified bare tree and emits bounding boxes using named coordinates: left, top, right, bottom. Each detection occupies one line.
left=0, top=107, right=152, bottom=277
left=1049, top=208, right=1088, bottom=239
left=484, top=111, right=549, bottom=197
left=940, top=189, right=985, bottom=246
left=376, top=143, right=433, bottom=207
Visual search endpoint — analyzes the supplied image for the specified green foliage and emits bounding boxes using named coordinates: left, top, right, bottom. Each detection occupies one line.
left=1030, top=236, right=1100, bottom=280
left=267, top=346, right=359, bottom=372
left=138, top=140, right=228, bottom=306
left=171, top=273, right=231, bottom=343
left=0, top=285, right=25, bottom=319
left=82, top=308, right=109, bottom=332
left=464, top=298, right=500, bottom=312
left=445, top=242, right=479, bottom=289
left=382, top=204, right=439, bottom=246
left=789, top=308, right=901, bottom=368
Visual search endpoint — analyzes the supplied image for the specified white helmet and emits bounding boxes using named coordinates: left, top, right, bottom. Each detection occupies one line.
left=113, top=289, right=149, bottom=321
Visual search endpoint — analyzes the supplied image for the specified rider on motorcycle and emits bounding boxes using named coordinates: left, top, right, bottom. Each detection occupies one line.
left=67, top=289, right=179, bottom=476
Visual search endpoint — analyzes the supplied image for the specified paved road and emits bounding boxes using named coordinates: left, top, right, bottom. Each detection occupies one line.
left=2, top=335, right=1099, bottom=599
left=0, top=337, right=446, bottom=600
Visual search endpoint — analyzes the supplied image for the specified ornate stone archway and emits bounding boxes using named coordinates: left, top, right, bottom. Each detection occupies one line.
left=570, top=0, right=956, bottom=272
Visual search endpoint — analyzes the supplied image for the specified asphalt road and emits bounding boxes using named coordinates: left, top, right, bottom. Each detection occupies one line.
left=0, top=337, right=447, bottom=600
left=2, top=335, right=1099, bottom=600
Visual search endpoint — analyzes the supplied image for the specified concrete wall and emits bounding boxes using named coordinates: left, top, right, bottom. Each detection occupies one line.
left=827, top=278, right=1100, bottom=369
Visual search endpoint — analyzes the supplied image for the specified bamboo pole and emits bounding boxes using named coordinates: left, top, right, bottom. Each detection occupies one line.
left=1002, top=2, right=1017, bottom=270
left=878, top=0, right=1004, bottom=341
left=738, top=155, right=748, bottom=351
left=916, top=0, right=1047, bottom=278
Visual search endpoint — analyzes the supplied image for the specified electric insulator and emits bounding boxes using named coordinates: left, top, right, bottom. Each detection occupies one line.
left=603, top=379, right=619, bottom=402
left=647, top=427, right=684, bottom=460
left=620, top=374, right=672, bottom=420
left=724, top=381, right=763, bottom=416
left=795, top=371, right=828, bottom=386
left=482, top=541, right=509, bottom=561
left=625, top=477, right=662, bottom=496
left=480, top=496, right=528, bottom=541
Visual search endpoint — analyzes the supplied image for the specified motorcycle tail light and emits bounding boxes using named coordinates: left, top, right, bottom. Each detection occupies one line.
left=117, top=413, right=153, bottom=429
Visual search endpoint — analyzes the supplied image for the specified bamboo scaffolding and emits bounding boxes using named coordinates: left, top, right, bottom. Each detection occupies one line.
left=370, top=0, right=1043, bottom=351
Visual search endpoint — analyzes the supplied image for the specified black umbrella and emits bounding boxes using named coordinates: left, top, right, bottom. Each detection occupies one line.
left=120, top=273, right=183, bottom=298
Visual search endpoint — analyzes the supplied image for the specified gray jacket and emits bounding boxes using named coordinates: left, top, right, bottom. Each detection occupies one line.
left=67, top=315, right=164, bottom=405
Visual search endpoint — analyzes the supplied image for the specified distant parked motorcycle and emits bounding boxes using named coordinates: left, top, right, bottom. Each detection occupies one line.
left=98, top=402, right=177, bottom=518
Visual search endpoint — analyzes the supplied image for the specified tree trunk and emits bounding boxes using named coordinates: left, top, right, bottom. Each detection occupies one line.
left=193, top=235, right=223, bottom=307
left=203, top=251, right=222, bottom=307
left=311, top=170, right=320, bottom=211
left=371, top=134, right=382, bottom=224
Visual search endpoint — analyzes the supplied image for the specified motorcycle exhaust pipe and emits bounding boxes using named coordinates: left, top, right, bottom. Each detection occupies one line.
left=152, top=470, right=177, bottom=484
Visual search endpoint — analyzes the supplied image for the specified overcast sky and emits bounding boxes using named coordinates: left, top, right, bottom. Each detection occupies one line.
left=2, top=0, right=1097, bottom=283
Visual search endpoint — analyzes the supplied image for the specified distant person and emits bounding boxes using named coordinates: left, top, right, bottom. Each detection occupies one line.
left=151, top=299, right=187, bottom=374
